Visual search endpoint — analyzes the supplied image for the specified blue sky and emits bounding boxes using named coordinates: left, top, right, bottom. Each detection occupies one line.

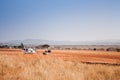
left=0, top=0, right=120, bottom=42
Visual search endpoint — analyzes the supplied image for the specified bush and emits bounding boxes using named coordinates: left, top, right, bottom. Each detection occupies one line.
left=41, top=44, right=50, bottom=49
left=93, top=48, right=96, bottom=51
left=116, top=48, right=120, bottom=52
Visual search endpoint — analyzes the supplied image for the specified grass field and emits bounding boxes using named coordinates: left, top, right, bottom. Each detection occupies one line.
left=0, top=49, right=120, bottom=80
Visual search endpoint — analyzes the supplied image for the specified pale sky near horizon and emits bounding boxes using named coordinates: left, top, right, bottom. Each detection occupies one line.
left=0, top=0, right=120, bottom=42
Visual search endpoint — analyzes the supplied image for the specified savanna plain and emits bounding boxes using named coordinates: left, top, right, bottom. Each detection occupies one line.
left=0, top=49, right=120, bottom=80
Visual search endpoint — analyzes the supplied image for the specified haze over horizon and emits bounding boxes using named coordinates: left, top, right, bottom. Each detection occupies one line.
left=0, top=0, right=120, bottom=42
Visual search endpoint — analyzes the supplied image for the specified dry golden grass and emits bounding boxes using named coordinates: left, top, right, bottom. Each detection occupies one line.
left=0, top=53, right=120, bottom=80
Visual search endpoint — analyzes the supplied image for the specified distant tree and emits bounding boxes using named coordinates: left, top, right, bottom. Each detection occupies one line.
left=106, top=48, right=109, bottom=51
left=116, top=48, right=120, bottom=52
left=18, top=45, right=22, bottom=49
left=93, top=48, right=96, bottom=51
left=106, top=47, right=116, bottom=52
left=0, top=45, right=9, bottom=48
left=13, top=46, right=18, bottom=48
left=41, top=44, right=50, bottom=48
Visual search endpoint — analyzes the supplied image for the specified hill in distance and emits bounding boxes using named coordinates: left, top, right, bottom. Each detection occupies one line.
left=1, top=39, right=120, bottom=45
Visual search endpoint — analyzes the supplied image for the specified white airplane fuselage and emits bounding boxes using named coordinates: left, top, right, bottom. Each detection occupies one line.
left=23, top=48, right=36, bottom=54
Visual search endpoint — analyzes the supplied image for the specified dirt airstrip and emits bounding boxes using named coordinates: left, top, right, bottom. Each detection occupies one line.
left=0, top=49, right=120, bottom=65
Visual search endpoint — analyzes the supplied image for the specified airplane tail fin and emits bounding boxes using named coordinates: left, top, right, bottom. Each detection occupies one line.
left=21, top=43, right=24, bottom=49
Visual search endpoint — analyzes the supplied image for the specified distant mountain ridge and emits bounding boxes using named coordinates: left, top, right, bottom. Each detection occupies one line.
left=1, top=39, right=120, bottom=45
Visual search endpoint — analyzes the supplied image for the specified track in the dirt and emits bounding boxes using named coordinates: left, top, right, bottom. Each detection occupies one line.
left=0, top=49, right=120, bottom=65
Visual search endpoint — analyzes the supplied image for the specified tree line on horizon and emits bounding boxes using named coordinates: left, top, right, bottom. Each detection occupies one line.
left=0, top=44, right=120, bottom=52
